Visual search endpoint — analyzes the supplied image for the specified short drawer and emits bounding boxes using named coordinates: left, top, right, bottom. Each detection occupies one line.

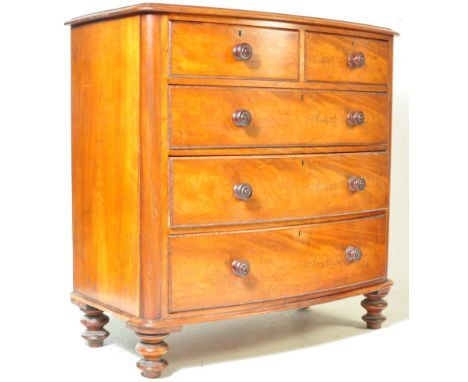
left=169, top=215, right=388, bottom=312
left=306, top=32, right=388, bottom=84
left=171, top=22, right=299, bottom=80
left=170, top=86, right=388, bottom=148
left=170, top=152, right=389, bottom=227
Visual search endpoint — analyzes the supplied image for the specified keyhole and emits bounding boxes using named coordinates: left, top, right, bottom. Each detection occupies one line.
left=301, top=94, right=304, bottom=101
left=238, top=30, right=242, bottom=37
left=301, top=160, right=305, bottom=166
left=298, top=230, right=302, bottom=237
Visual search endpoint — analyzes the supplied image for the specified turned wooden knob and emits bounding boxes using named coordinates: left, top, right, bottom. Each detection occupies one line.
left=345, top=246, right=363, bottom=262
left=233, top=183, right=253, bottom=200
left=232, top=260, right=250, bottom=277
left=232, top=110, right=252, bottom=127
left=347, top=111, right=365, bottom=126
left=348, top=52, right=365, bottom=68
left=232, top=43, right=253, bottom=61
left=348, top=176, right=366, bottom=192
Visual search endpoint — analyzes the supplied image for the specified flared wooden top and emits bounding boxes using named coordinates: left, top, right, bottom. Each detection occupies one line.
left=65, top=3, right=397, bottom=36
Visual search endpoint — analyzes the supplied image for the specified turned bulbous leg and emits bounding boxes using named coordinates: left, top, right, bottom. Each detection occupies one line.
left=79, top=305, right=109, bottom=347
left=361, top=288, right=390, bottom=329
left=127, top=321, right=181, bottom=378
left=134, top=332, right=170, bottom=378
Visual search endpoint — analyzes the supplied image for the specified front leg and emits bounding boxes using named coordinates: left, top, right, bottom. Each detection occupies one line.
left=128, top=321, right=182, bottom=379
left=135, top=332, right=170, bottom=378
left=361, top=287, right=390, bottom=329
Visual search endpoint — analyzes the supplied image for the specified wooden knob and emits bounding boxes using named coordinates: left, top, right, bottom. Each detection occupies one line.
left=233, top=183, right=253, bottom=200
left=232, top=260, right=250, bottom=277
left=348, top=52, right=365, bottom=68
left=345, top=246, right=363, bottom=262
left=348, top=176, right=366, bottom=192
left=232, top=110, right=252, bottom=127
left=347, top=111, right=365, bottom=126
left=232, top=43, right=253, bottom=61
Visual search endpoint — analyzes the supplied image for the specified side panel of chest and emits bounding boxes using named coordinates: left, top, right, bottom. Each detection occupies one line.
left=71, top=17, right=141, bottom=315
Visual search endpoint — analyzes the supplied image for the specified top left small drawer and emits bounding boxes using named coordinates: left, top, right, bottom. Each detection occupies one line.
left=170, top=22, right=299, bottom=80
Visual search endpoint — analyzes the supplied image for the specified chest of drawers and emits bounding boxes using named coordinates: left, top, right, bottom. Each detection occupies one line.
left=67, top=4, right=396, bottom=378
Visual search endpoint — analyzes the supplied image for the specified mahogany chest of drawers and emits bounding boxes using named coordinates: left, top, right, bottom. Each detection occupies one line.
left=67, top=4, right=396, bottom=378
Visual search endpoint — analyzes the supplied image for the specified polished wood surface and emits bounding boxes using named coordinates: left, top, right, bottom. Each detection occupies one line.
left=72, top=279, right=393, bottom=326
left=169, top=76, right=388, bottom=92
left=169, top=210, right=386, bottom=235
left=361, top=288, right=390, bottom=329
left=135, top=333, right=169, bottom=378
left=170, top=86, right=388, bottom=148
left=79, top=305, right=110, bottom=347
left=169, top=144, right=387, bottom=157
left=169, top=215, right=387, bottom=312
left=306, top=32, right=389, bottom=84
left=65, top=3, right=397, bottom=36
left=71, top=17, right=140, bottom=316
left=171, top=22, right=299, bottom=80
left=139, top=14, right=166, bottom=319
left=68, top=5, right=396, bottom=378
left=170, top=153, right=389, bottom=227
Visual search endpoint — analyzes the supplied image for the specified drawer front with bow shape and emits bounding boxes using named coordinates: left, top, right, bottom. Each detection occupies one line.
left=170, top=152, right=389, bottom=227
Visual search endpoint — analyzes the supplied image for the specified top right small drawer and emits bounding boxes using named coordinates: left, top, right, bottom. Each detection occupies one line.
left=306, top=32, right=389, bottom=85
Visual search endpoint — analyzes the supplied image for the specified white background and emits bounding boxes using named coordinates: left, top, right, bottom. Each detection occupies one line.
left=0, top=0, right=463, bottom=381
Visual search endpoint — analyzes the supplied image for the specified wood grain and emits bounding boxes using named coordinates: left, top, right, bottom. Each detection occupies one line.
left=169, top=76, right=387, bottom=92
left=169, top=215, right=388, bottom=312
left=170, top=152, right=389, bottom=227
left=71, top=17, right=140, bottom=315
left=65, top=4, right=397, bottom=37
left=72, top=279, right=392, bottom=325
left=167, top=14, right=394, bottom=41
left=306, top=32, right=389, bottom=84
left=170, top=86, right=388, bottom=148
left=170, top=21, right=299, bottom=80
left=169, top=210, right=386, bottom=235
left=169, top=144, right=388, bottom=157
left=158, top=15, right=172, bottom=319
left=139, top=14, right=166, bottom=319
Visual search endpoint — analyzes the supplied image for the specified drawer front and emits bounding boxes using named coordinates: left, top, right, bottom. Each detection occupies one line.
left=306, top=32, right=388, bottom=84
left=170, top=153, right=389, bottom=227
left=171, top=22, right=299, bottom=80
left=170, top=86, right=388, bottom=148
left=169, top=215, right=388, bottom=312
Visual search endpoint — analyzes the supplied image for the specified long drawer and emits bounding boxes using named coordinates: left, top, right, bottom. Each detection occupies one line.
left=169, top=215, right=388, bottom=312
left=170, top=87, right=388, bottom=148
left=170, top=152, right=389, bottom=227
